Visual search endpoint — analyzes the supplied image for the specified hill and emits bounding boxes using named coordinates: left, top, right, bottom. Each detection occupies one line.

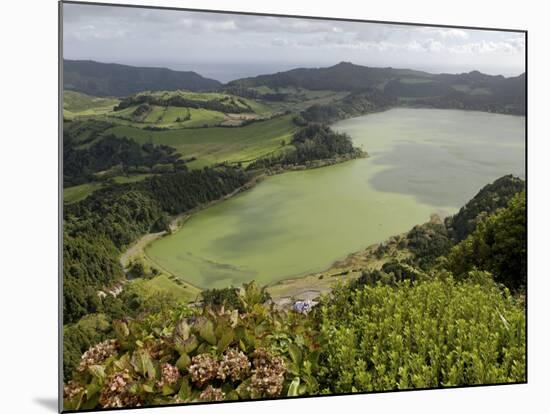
left=63, top=60, right=222, bottom=96
left=229, top=62, right=526, bottom=114
left=229, top=61, right=431, bottom=91
left=445, top=174, right=525, bottom=242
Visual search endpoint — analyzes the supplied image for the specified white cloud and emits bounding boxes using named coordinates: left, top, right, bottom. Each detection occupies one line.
left=439, top=29, right=469, bottom=40
left=63, top=3, right=525, bottom=77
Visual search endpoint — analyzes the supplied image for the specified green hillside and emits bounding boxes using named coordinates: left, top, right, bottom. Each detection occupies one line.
left=64, top=59, right=222, bottom=96
left=230, top=62, right=525, bottom=115
left=63, top=90, right=119, bottom=119
left=107, top=114, right=297, bottom=168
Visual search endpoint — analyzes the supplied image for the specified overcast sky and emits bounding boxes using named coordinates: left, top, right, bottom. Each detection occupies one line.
left=63, top=3, right=526, bottom=82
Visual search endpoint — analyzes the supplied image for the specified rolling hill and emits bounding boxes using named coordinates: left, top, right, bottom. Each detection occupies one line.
left=229, top=61, right=526, bottom=114
left=229, top=61, right=432, bottom=91
left=63, top=59, right=222, bottom=96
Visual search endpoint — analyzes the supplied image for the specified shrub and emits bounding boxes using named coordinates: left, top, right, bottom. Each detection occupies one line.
left=316, top=277, right=525, bottom=393
left=63, top=288, right=319, bottom=410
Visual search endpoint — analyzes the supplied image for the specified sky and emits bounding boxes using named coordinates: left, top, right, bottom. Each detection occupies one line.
left=63, top=3, right=526, bottom=83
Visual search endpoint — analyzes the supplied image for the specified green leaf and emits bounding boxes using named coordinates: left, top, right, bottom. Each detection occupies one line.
left=178, top=377, right=191, bottom=401
left=217, top=329, right=234, bottom=353
left=176, top=353, right=191, bottom=371
left=236, top=379, right=251, bottom=399
left=80, top=393, right=99, bottom=410
left=287, top=377, right=300, bottom=397
left=225, top=390, right=239, bottom=401
left=177, top=334, right=198, bottom=355
left=162, top=384, right=175, bottom=396
left=85, top=382, right=102, bottom=400
left=199, top=320, right=217, bottom=345
left=308, top=349, right=321, bottom=369
left=113, top=320, right=129, bottom=338
left=87, top=365, right=105, bottom=383
left=175, top=319, right=191, bottom=340
left=132, top=349, right=156, bottom=379
left=288, top=343, right=303, bottom=367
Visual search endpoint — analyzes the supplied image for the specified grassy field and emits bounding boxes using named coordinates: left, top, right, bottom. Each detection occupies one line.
left=131, top=274, right=200, bottom=303
left=398, top=78, right=437, bottom=84
left=63, top=182, right=104, bottom=204
left=63, top=90, right=119, bottom=119
left=107, top=114, right=297, bottom=168
left=64, top=174, right=154, bottom=203
left=64, top=88, right=338, bottom=132
left=111, top=174, right=154, bottom=184
left=174, top=108, right=226, bottom=127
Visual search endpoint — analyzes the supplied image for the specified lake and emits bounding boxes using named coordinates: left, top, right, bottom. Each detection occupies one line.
left=145, top=108, right=525, bottom=288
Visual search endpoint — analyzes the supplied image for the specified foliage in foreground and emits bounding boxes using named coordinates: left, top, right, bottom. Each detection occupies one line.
left=64, top=282, right=320, bottom=410
left=318, top=273, right=525, bottom=393
left=64, top=275, right=525, bottom=410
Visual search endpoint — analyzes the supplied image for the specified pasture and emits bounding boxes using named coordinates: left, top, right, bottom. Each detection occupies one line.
left=64, top=174, right=154, bottom=203
left=107, top=114, right=297, bottom=168
left=63, top=90, right=119, bottom=118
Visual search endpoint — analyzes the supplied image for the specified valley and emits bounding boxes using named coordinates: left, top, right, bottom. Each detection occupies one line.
left=61, top=58, right=527, bottom=408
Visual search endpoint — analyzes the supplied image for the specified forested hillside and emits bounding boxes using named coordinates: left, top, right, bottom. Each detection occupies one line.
left=63, top=167, right=251, bottom=324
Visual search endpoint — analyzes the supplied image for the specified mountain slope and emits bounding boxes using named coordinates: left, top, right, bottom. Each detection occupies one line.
left=229, top=61, right=432, bottom=91
left=63, top=60, right=222, bottom=96
left=229, top=62, right=525, bottom=114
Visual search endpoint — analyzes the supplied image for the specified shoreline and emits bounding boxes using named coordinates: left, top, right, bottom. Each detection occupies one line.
left=118, top=151, right=368, bottom=297
left=116, top=104, right=513, bottom=302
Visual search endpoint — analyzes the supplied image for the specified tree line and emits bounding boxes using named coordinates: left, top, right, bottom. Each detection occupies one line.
left=64, top=122, right=186, bottom=187
left=247, top=122, right=361, bottom=170
left=63, top=166, right=251, bottom=324
left=114, top=94, right=251, bottom=114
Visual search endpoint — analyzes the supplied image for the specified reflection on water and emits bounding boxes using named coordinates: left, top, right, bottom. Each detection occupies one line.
left=146, top=108, right=525, bottom=288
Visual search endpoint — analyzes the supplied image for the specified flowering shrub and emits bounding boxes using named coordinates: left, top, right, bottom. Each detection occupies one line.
left=63, top=283, right=319, bottom=410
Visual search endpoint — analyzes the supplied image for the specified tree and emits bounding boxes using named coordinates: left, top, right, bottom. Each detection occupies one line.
left=446, top=191, right=526, bottom=290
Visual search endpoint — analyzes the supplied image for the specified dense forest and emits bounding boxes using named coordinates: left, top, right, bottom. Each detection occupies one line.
left=64, top=132, right=186, bottom=187
left=63, top=176, right=526, bottom=409
left=301, top=90, right=397, bottom=123
left=247, top=122, right=362, bottom=170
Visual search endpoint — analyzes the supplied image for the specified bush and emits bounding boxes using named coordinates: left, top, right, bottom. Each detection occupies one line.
left=201, top=281, right=271, bottom=313
left=316, top=277, right=525, bottom=393
left=63, top=283, right=318, bottom=411
left=406, top=222, right=452, bottom=268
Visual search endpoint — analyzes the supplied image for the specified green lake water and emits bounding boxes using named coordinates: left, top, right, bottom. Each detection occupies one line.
left=146, top=108, right=525, bottom=288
